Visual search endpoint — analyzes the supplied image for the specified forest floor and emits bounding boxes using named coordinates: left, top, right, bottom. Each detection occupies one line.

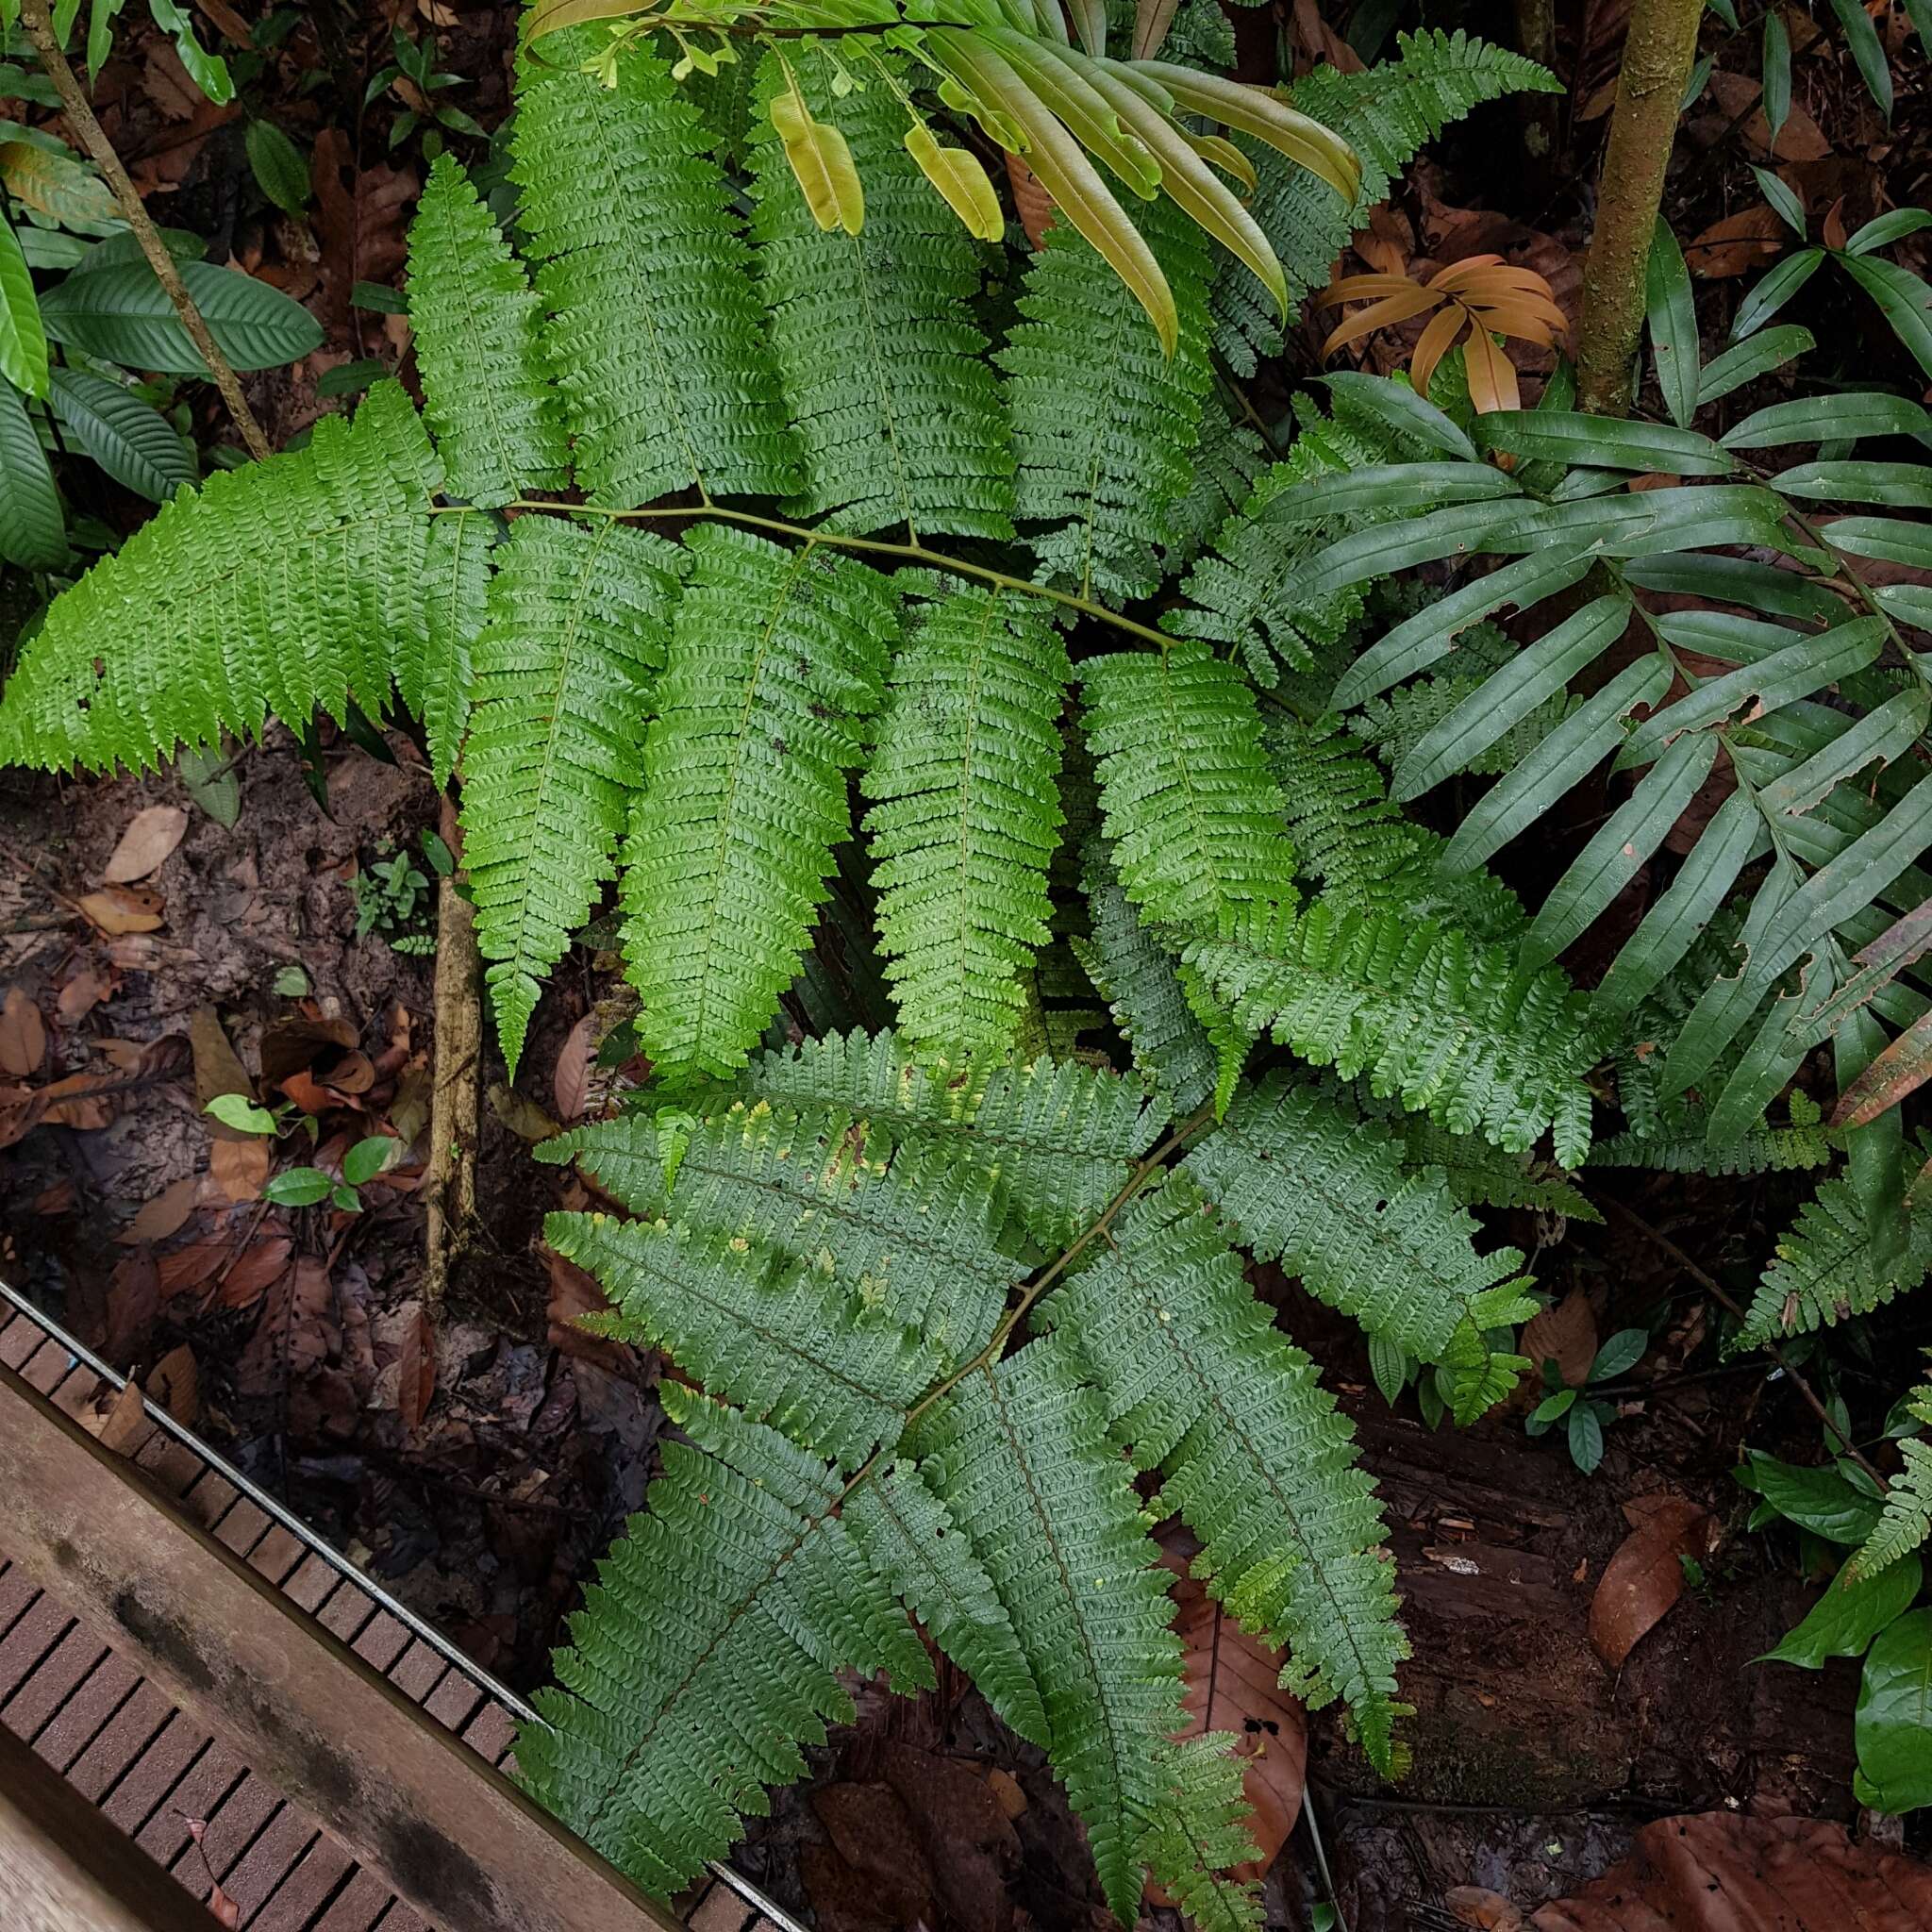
left=4, top=0, right=1932, bottom=1928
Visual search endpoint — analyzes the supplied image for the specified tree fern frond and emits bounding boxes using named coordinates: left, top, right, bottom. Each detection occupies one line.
left=1082, top=643, right=1298, bottom=929
left=1213, top=30, right=1559, bottom=372
left=861, top=587, right=1070, bottom=1054
left=748, top=48, right=1013, bottom=540
left=623, top=525, right=894, bottom=1086
left=515, top=1384, right=928, bottom=1897
left=512, top=29, right=796, bottom=506
left=1182, top=1075, right=1534, bottom=1416
left=460, top=515, right=684, bottom=1074
left=1041, top=1173, right=1407, bottom=1767
left=735, top=1027, right=1169, bottom=1247
left=1183, top=898, right=1599, bottom=1163
left=1000, top=194, right=1215, bottom=606
left=846, top=1461, right=1053, bottom=1747
left=395, top=508, right=493, bottom=790
left=1854, top=1437, right=1932, bottom=1578
left=909, top=1339, right=1183, bottom=1926
left=405, top=151, right=569, bottom=509
left=1733, top=1176, right=1932, bottom=1349
left=1136, top=1739, right=1264, bottom=1932
left=544, top=1208, right=939, bottom=1469
left=0, top=381, right=436, bottom=774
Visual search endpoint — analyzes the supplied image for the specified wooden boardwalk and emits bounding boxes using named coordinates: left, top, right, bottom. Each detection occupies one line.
left=0, top=1284, right=792, bottom=1932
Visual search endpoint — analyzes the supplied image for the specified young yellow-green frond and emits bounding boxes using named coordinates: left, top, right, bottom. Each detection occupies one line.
left=0, top=381, right=437, bottom=774
left=460, top=515, right=684, bottom=1073
left=1182, top=1076, right=1533, bottom=1417
left=621, top=525, right=895, bottom=1086
left=405, top=152, right=569, bottom=508
left=512, top=29, right=796, bottom=506
left=1854, top=1434, right=1932, bottom=1579
left=1136, top=1739, right=1266, bottom=1932
left=861, top=588, right=1070, bottom=1055
left=909, top=1339, right=1185, bottom=1927
left=515, top=1385, right=929, bottom=1898
left=1081, top=643, right=1298, bottom=931
left=1040, top=1172, right=1408, bottom=1768
left=749, top=48, right=1015, bottom=541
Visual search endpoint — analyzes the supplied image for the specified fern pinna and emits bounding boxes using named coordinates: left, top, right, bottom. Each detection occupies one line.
left=13, top=0, right=1932, bottom=1907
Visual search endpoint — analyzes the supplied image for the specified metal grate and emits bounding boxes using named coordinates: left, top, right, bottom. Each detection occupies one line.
left=0, top=1279, right=803, bottom=1932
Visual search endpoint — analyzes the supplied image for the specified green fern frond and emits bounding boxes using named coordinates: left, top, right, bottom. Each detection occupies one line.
left=1000, top=195, right=1215, bottom=606
left=516, top=1384, right=929, bottom=1897
left=460, top=515, right=684, bottom=1074
left=1160, top=396, right=1269, bottom=574
left=909, top=1339, right=1183, bottom=1926
left=1391, top=1117, right=1601, bottom=1222
left=1041, top=1172, right=1407, bottom=1766
left=623, top=525, right=894, bottom=1086
left=735, top=1027, right=1169, bottom=1248
left=512, top=29, right=796, bottom=506
left=1183, top=1075, right=1534, bottom=1416
left=1853, top=1438, right=1932, bottom=1578
left=1082, top=643, right=1298, bottom=929
left=748, top=49, right=1013, bottom=539
left=405, top=151, right=568, bottom=509
left=544, top=1208, right=940, bottom=1469
left=1733, top=1175, right=1932, bottom=1349
left=1183, top=897, right=1599, bottom=1163
left=846, top=1461, right=1052, bottom=1746
left=395, top=508, right=492, bottom=790
left=0, top=381, right=436, bottom=774
left=1590, top=1091, right=1833, bottom=1176
left=1353, top=657, right=1581, bottom=782
left=860, top=588, right=1070, bottom=1054
left=1136, top=1739, right=1264, bottom=1932
left=1213, top=30, right=1559, bottom=372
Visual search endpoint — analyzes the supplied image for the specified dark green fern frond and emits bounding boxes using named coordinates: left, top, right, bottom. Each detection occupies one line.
left=1183, top=1075, right=1535, bottom=1416
left=1001, top=195, right=1215, bottom=606
left=460, top=515, right=684, bottom=1074
left=395, top=508, right=492, bottom=790
left=512, top=29, right=796, bottom=506
left=1854, top=1428, right=1932, bottom=1579
left=909, top=1339, right=1183, bottom=1927
left=1733, top=1176, right=1932, bottom=1349
left=1160, top=396, right=1269, bottom=574
left=1082, top=643, right=1298, bottom=929
left=735, top=1027, right=1168, bottom=1248
left=1391, top=1116, right=1600, bottom=1222
left=516, top=1384, right=929, bottom=1897
left=544, top=1208, right=940, bottom=1469
left=1137, top=1740, right=1264, bottom=1932
left=0, top=381, right=436, bottom=774
left=405, top=152, right=568, bottom=509
left=1183, top=898, right=1598, bottom=1164
left=846, top=1461, right=1052, bottom=1747
left=1214, top=31, right=1559, bottom=372
left=623, top=525, right=894, bottom=1086
left=1041, top=1172, right=1407, bottom=1767
left=861, top=588, right=1070, bottom=1054
left=1590, top=1089, right=1833, bottom=1176
left=748, top=49, right=1013, bottom=540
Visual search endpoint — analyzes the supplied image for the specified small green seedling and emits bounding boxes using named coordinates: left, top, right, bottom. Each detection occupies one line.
left=1524, top=1326, right=1648, bottom=1474
left=353, top=842, right=435, bottom=952
left=261, top=1134, right=400, bottom=1213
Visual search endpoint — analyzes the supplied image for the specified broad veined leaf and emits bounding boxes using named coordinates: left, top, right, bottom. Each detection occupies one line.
left=46, top=368, right=191, bottom=502
left=1827, top=517, right=1932, bottom=571
left=0, top=139, right=118, bottom=226
left=903, top=122, right=1003, bottom=241
left=1645, top=218, right=1700, bottom=428
left=1696, top=324, right=1813, bottom=405
left=1828, top=0, right=1893, bottom=122
left=0, top=378, right=63, bottom=570
left=37, top=258, right=325, bottom=373
left=1776, top=459, right=1932, bottom=507
left=0, top=205, right=47, bottom=399
left=1319, top=370, right=1478, bottom=460
left=1723, top=391, right=1932, bottom=448
left=1730, top=248, right=1824, bottom=340
left=1758, top=1554, right=1922, bottom=1669
left=770, top=71, right=864, bottom=236
left=1474, top=409, right=1733, bottom=475
left=1854, top=1608, right=1932, bottom=1813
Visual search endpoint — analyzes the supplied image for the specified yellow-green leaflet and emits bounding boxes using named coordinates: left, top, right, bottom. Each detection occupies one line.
left=771, top=88, right=864, bottom=236
left=904, top=124, right=1005, bottom=242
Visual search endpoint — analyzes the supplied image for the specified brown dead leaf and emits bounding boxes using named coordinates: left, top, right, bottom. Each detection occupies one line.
left=554, top=1012, right=595, bottom=1124
left=388, top=1060, right=431, bottom=1148
left=208, top=1880, right=242, bottom=1930
left=1588, top=1494, right=1714, bottom=1667
left=260, top=1011, right=360, bottom=1087
left=192, top=1005, right=258, bottom=1137
left=1685, top=205, right=1788, bottom=277
left=983, top=1768, right=1026, bottom=1821
left=195, top=0, right=252, bottom=42
left=158, top=1241, right=231, bottom=1298
left=209, top=1135, right=270, bottom=1202
left=218, top=1237, right=293, bottom=1311
left=0, top=1071, right=119, bottom=1145
left=32, top=1178, right=75, bottom=1216
left=103, top=805, right=189, bottom=883
left=1498, top=1810, right=1932, bottom=1927
left=106, top=1250, right=159, bottom=1362
left=76, top=886, right=164, bottom=935
left=546, top=1248, right=637, bottom=1374
left=1520, top=1290, right=1598, bottom=1388
left=1707, top=71, right=1831, bottom=160
left=279, top=1068, right=336, bottom=1117
left=491, top=1081, right=558, bottom=1143
left=1445, top=1890, right=1527, bottom=1930
left=56, top=966, right=111, bottom=1024
left=326, top=1049, right=375, bottom=1095
left=394, top=1302, right=435, bottom=1431
left=90, top=1380, right=151, bottom=1457
left=118, top=1175, right=201, bottom=1244
left=0, top=987, right=45, bottom=1077
left=147, top=1343, right=199, bottom=1425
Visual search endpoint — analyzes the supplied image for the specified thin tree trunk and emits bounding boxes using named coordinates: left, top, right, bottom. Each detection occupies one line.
left=423, top=795, right=481, bottom=1316
left=1574, top=0, right=1704, bottom=416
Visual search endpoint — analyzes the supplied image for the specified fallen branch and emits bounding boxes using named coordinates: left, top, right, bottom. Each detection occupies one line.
left=423, top=796, right=482, bottom=1316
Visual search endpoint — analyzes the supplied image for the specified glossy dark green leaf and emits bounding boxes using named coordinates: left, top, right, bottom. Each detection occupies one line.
left=1759, top=689, right=1929, bottom=818
left=1260, top=461, right=1519, bottom=526
left=263, top=1167, right=332, bottom=1207
left=1566, top=1400, right=1605, bottom=1473
left=1705, top=978, right=1817, bottom=1148
left=1829, top=0, right=1892, bottom=122
left=1776, top=458, right=1932, bottom=507
left=0, top=207, right=46, bottom=401
left=146, top=0, right=232, bottom=104
left=1590, top=1328, right=1649, bottom=1383
left=1750, top=1451, right=1884, bottom=1542
left=1730, top=248, right=1825, bottom=340
left=1761, top=14, right=1791, bottom=151
left=1622, top=551, right=1843, bottom=621
left=1854, top=1609, right=1932, bottom=1812
left=1301, top=498, right=1522, bottom=603
left=1645, top=217, right=1700, bottom=427
left=1654, top=608, right=1803, bottom=664
left=245, top=119, right=311, bottom=218
left=1829, top=518, right=1932, bottom=570
left=1847, top=208, right=1932, bottom=257
left=1724, top=390, right=1932, bottom=447
left=1760, top=1553, right=1922, bottom=1667
left=38, top=258, right=325, bottom=374
left=0, top=378, right=64, bottom=570
left=1696, top=324, right=1812, bottom=405
left=1319, top=370, right=1477, bottom=461
left=1475, top=409, right=1732, bottom=475
left=47, top=368, right=191, bottom=502
left=1839, top=254, right=1932, bottom=381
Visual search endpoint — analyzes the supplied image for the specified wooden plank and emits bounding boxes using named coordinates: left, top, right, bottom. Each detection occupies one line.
left=0, top=1713, right=227, bottom=1932
left=0, top=1358, right=679, bottom=1932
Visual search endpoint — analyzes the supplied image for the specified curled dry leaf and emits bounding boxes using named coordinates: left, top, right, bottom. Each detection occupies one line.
left=147, top=1342, right=199, bottom=1426
left=1520, top=1289, right=1598, bottom=1388
left=393, top=1302, right=436, bottom=1432
left=56, top=966, right=111, bottom=1024
left=554, top=1011, right=596, bottom=1124
left=118, top=1174, right=201, bottom=1244
left=89, top=1380, right=152, bottom=1457
left=0, top=987, right=45, bottom=1078
left=1588, top=1494, right=1715, bottom=1667
left=75, top=886, right=165, bottom=935
left=192, top=1005, right=258, bottom=1140
left=102, top=805, right=189, bottom=883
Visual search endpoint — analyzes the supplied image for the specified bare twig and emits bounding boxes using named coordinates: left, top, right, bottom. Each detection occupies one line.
left=15, top=0, right=273, bottom=461
left=423, top=795, right=482, bottom=1315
